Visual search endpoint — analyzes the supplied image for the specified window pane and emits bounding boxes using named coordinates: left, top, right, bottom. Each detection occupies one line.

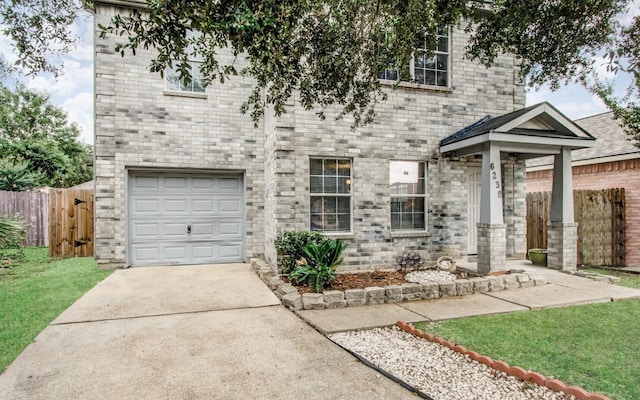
left=390, top=162, right=427, bottom=231
left=337, top=197, right=350, bottom=213
left=438, top=36, right=448, bottom=52
left=336, top=214, right=351, bottom=232
left=310, top=159, right=323, bottom=175
left=425, top=71, right=436, bottom=86
left=415, top=69, right=425, bottom=84
left=436, top=54, right=448, bottom=70
left=323, top=176, right=337, bottom=193
left=323, top=159, right=337, bottom=176
left=166, top=74, right=182, bottom=91
left=337, top=177, right=350, bottom=194
left=437, top=72, right=448, bottom=87
left=310, top=176, right=323, bottom=193
left=337, top=159, right=351, bottom=176
left=309, top=159, right=352, bottom=233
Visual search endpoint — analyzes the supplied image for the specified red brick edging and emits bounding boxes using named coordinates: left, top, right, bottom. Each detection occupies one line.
left=395, top=321, right=610, bottom=400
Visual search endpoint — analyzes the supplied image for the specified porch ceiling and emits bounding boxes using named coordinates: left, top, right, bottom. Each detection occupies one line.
left=440, top=102, right=595, bottom=160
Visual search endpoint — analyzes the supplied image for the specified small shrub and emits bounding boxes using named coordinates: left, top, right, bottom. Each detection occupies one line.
left=396, top=251, right=424, bottom=271
left=289, top=238, right=346, bottom=292
left=274, top=231, right=329, bottom=275
left=0, top=215, right=26, bottom=264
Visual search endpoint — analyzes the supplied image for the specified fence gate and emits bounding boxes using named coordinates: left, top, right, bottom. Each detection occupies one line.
left=48, top=189, right=94, bottom=258
left=526, top=188, right=626, bottom=267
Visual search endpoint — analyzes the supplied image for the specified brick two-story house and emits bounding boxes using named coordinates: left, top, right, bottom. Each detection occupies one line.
left=91, top=0, right=594, bottom=274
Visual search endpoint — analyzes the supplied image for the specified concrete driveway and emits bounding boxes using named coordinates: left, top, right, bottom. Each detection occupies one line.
left=0, top=264, right=410, bottom=399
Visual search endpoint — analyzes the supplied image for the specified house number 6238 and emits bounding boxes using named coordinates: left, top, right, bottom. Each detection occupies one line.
left=489, top=163, right=502, bottom=199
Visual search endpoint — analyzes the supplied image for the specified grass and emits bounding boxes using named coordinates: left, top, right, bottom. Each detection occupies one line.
left=415, top=271, right=640, bottom=400
left=0, top=247, right=112, bottom=373
left=583, top=267, right=640, bottom=289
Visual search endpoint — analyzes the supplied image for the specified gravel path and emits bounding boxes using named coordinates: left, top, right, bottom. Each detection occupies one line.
left=329, top=326, right=577, bottom=400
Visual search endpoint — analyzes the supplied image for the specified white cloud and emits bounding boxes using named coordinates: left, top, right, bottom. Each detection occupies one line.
left=62, top=91, right=93, bottom=144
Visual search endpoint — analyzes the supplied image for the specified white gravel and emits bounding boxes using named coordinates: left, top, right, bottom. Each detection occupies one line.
left=329, top=326, right=576, bottom=400
left=405, top=270, right=457, bottom=283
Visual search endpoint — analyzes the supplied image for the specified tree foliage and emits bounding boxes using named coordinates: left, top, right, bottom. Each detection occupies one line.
left=100, top=0, right=633, bottom=128
left=2, top=1, right=638, bottom=142
left=590, top=13, right=640, bottom=147
left=0, top=0, right=84, bottom=77
left=0, top=85, right=93, bottom=190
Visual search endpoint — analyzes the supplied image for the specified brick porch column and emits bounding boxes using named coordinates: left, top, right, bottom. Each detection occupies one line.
left=547, top=222, right=578, bottom=271
left=478, top=143, right=507, bottom=274
left=548, top=147, right=578, bottom=271
left=477, top=223, right=506, bottom=275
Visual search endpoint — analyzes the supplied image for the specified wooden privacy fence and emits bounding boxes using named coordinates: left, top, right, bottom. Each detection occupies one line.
left=0, top=191, right=48, bottom=246
left=48, top=189, right=94, bottom=258
left=526, top=188, right=626, bottom=266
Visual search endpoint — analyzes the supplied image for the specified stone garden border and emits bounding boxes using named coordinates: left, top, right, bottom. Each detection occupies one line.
left=251, top=259, right=549, bottom=311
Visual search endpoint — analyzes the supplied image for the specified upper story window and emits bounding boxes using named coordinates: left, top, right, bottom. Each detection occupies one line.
left=165, top=61, right=206, bottom=93
left=380, top=29, right=450, bottom=88
left=310, top=158, right=352, bottom=233
left=390, top=161, right=427, bottom=231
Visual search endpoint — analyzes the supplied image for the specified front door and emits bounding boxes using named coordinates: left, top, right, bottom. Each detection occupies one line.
left=467, top=167, right=482, bottom=254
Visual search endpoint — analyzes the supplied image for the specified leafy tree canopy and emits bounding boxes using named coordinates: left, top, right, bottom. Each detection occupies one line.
left=99, top=0, right=638, bottom=140
left=0, top=85, right=93, bottom=190
left=0, top=0, right=84, bottom=78
left=1, top=1, right=638, bottom=143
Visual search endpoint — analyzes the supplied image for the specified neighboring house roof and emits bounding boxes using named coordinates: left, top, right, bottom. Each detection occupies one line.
left=526, top=111, right=640, bottom=171
left=440, top=102, right=595, bottom=159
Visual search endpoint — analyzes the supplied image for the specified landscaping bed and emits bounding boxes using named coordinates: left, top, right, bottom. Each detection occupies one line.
left=251, top=259, right=549, bottom=311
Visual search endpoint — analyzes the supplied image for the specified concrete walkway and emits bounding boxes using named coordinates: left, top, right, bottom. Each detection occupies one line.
left=2, top=261, right=639, bottom=399
left=0, top=264, right=411, bottom=399
left=297, top=260, right=640, bottom=334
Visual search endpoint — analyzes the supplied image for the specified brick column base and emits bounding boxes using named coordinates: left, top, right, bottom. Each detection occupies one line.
left=547, top=222, right=578, bottom=271
left=477, top=223, right=506, bottom=275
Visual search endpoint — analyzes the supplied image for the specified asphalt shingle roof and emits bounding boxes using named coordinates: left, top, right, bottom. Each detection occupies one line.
left=526, top=112, right=639, bottom=168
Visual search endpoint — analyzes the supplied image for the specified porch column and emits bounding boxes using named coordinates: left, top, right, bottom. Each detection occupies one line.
left=477, top=143, right=506, bottom=274
left=548, top=147, right=578, bottom=271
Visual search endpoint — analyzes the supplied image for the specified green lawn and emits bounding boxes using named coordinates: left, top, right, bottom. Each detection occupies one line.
left=415, top=271, right=640, bottom=400
left=0, top=247, right=112, bottom=373
left=584, top=267, right=640, bottom=289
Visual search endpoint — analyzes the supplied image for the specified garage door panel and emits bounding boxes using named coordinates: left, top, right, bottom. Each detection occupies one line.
left=219, top=243, right=242, bottom=258
left=164, top=199, right=188, bottom=213
left=128, top=171, right=245, bottom=266
left=219, top=199, right=242, bottom=213
left=219, top=221, right=242, bottom=236
left=192, top=177, right=216, bottom=190
left=133, top=199, right=160, bottom=213
left=131, top=246, right=162, bottom=263
left=164, top=223, right=188, bottom=238
left=165, top=176, right=188, bottom=189
left=132, top=223, right=160, bottom=238
left=191, top=199, right=215, bottom=213
left=132, top=176, right=159, bottom=190
left=164, top=246, right=188, bottom=261
left=191, top=222, right=214, bottom=237
left=192, top=244, right=215, bottom=260
left=218, top=176, right=242, bottom=191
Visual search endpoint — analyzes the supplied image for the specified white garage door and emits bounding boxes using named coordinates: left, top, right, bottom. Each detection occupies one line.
left=128, top=171, right=245, bottom=266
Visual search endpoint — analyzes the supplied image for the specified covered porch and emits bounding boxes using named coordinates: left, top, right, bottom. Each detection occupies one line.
left=440, top=102, right=595, bottom=274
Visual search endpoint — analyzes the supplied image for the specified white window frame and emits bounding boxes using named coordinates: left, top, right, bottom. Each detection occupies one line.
left=165, top=60, right=206, bottom=94
left=390, top=161, right=427, bottom=231
left=309, top=158, right=352, bottom=234
left=380, top=28, right=450, bottom=88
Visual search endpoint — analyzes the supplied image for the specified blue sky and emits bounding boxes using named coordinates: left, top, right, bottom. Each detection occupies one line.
left=1, top=3, right=638, bottom=145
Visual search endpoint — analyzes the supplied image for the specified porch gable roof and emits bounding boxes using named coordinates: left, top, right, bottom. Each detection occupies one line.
left=440, top=102, right=595, bottom=159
